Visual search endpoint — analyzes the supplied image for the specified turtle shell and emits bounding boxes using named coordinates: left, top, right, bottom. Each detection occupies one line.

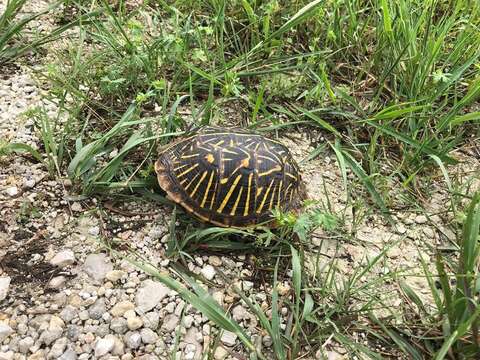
left=155, top=127, right=304, bottom=227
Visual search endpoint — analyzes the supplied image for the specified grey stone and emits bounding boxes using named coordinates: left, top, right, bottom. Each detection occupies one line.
left=0, top=277, right=11, bottom=301
left=415, top=215, right=428, bottom=224
left=200, top=265, right=216, bottom=280
left=71, top=202, right=82, bottom=212
left=161, top=314, right=179, bottom=332
left=142, top=311, right=159, bottom=330
left=94, top=335, right=115, bottom=357
left=232, top=305, right=248, bottom=321
left=112, top=336, right=125, bottom=356
left=39, top=328, right=63, bottom=346
left=0, top=323, right=13, bottom=342
left=66, top=325, right=80, bottom=341
left=78, top=310, right=89, bottom=321
left=135, top=280, right=170, bottom=313
left=95, top=324, right=110, bottom=337
left=88, top=298, right=106, bottom=320
left=0, top=351, right=13, bottom=360
left=5, top=186, right=18, bottom=197
left=48, top=337, right=68, bottom=359
left=183, top=315, right=194, bottom=328
left=262, top=335, right=273, bottom=347
left=124, top=331, right=141, bottom=349
left=83, top=253, right=113, bottom=282
left=60, top=305, right=78, bottom=323
left=18, top=336, right=34, bottom=353
left=208, top=256, right=222, bottom=267
left=50, top=250, right=75, bottom=268
left=58, top=346, right=77, bottom=360
left=110, top=317, right=128, bottom=334
left=140, top=328, right=157, bottom=344
left=214, top=346, right=228, bottom=360
left=39, top=316, right=65, bottom=345
left=48, top=276, right=66, bottom=289
left=220, top=330, right=237, bottom=347
left=423, top=227, right=435, bottom=237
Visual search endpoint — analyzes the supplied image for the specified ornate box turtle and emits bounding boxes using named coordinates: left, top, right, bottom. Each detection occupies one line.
left=155, top=127, right=305, bottom=227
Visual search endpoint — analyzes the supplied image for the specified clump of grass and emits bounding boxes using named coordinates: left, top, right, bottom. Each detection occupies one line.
left=433, top=192, right=480, bottom=358
left=371, top=192, right=480, bottom=359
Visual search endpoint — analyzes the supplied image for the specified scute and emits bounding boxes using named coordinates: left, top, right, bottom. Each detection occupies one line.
left=155, top=127, right=303, bottom=227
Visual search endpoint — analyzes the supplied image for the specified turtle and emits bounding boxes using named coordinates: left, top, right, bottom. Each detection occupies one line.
left=154, top=126, right=306, bottom=227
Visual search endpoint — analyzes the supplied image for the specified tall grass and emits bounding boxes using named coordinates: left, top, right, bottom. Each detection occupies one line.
left=433, top=192, right=480, bottom=358
left=37, top=0, right=479, bottom=206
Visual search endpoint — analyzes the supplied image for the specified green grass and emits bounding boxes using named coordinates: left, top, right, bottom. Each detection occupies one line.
left=6, top=0, right=480, bottom=358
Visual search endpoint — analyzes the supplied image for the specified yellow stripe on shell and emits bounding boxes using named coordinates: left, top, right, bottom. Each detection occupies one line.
left=212, top=140, right=225, bottom=147
left=174, top=163, right=190, bottom=171
left=256, top=187, right=263, bottom=197
left=217, top=174, right=242, bottom=213
left=256, top=178, right=275, bottom=214
left=200, top=171, right=215, bottom=208
left=285, top=172, right=298, bottom=180
left=269, top=183, right=277, bottom=210
left=177, top=163, right=199, bottom=177
left=244, top=173, right=253, bottom=216
left=257, top=155, right=277, bottom=163
left=184, top=172, right=200, bottom=190
left=190, top=171, right=208, bottom=197
left=258, top=165, right=281, bottom=177
left=230, top=187, right=244, bottom=216
left=222, top=148, right=240, bottom=155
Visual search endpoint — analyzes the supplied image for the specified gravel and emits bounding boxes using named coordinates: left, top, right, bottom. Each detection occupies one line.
left=0, top=324, right=13, bottom=342
left=17, top=336, right=34, bottom=353
left=140, top=328, right=158, bottom=344
left=5, top=186, right=18, bottom=197
left=94, top=335, right=115, bottom=357
left=126, top=316, right=143, bottom=331
left=161, top=314, right=180, bottom=332
left=110, top=301, right=135, bottom=317
left=200, top=264, right=216, bottom=280
left=83, top=253, right=113, bottom=282
left=88, top=298, right=106, bottom=320
left=48, top=276, right=67, bottom=289
left=110, top=317, right=128, bottom=334
left=124, top=331, right=142, bottom=349
left=220, top=330, right=237, bottom=347
left=50, top=250, right=76, bottom=268
left=0, top=277, right=11, bottom=301
left=135, top=279, right=170, bottom=313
